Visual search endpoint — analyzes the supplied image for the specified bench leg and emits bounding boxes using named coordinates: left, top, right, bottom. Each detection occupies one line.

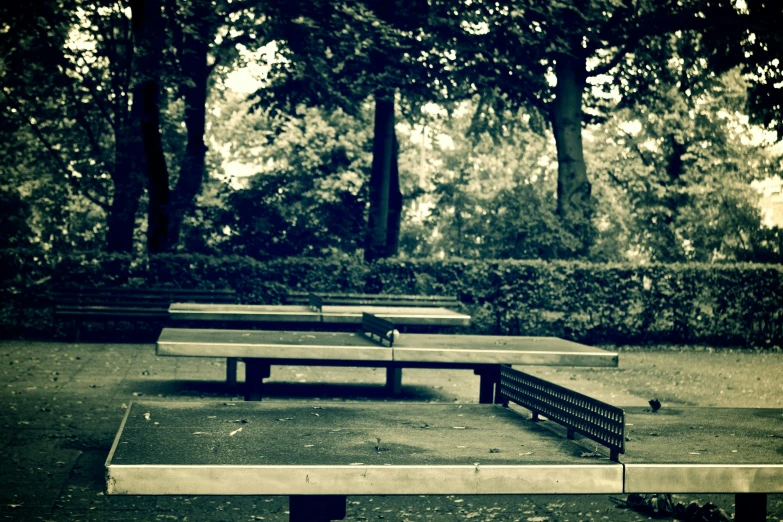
left=289, top=495, right=346, bottom=521
left=226, top=358, right=237, bottom=389
left=385, top=367, right=402, bottom=395
left=474, top=366, right=500, bottom=404
left=735, top=493, right=766, bottom=522
left=244, top=359, right=270, bottom=401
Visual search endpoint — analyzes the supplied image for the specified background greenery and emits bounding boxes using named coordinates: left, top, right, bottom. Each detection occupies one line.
left=3, top=249, right=781, bottom=347
left=3, top=1, right=782, bottom=347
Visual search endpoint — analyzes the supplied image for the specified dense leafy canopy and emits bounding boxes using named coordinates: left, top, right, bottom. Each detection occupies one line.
left=1, top=0, right=782, bottom=264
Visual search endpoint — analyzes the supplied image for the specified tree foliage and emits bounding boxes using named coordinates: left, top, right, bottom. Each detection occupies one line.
left=209, top=102, right=372, bottom=258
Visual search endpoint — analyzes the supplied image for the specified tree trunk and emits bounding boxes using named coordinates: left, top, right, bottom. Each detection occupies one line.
left=658, top=133, right=688, bottom=261
left=365, top=90, right=396, bottom=262
left=167, top=0, right=212, bottom=247
left=140, top=80, right=170, bottom=253
left=552, top=52, right=593, bottom=255
left=106, top=85, right=145, bottom=253
left=105, top=142, right=144, bottom=253
left=131, top=0, right=170, bottom=253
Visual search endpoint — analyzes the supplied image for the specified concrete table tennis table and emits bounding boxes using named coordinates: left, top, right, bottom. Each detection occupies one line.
left=106, top=367, right=783, bottom=522
left=168, top=298, right=472, bottom=389
left=168, top=303, right=472, bottom=328
left=157, top=314, right=618, bottom=402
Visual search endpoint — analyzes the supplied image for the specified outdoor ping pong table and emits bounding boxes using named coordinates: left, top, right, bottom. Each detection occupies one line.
left=168, top=295, right=472, bottom=390
left=168, top=303, right=471, bottom=327
left=157, top=314, right=618, bottom=401
left=169, top=292, right=470, bottom=328
left=106, top=366, right=783, bottom=522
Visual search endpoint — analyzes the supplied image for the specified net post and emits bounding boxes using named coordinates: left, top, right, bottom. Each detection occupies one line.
left=308, top=293, right=323, bottom=313
left=361, top=313, right=397, bottom=347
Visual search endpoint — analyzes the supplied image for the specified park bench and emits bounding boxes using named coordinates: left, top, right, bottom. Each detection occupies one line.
left=106, top=365, right=783, bottom=522
left=285, top=291, right=460, bottom=308
left=156, top=313, right=618, bottom=401
left=53, top=287, right=236, bottom=341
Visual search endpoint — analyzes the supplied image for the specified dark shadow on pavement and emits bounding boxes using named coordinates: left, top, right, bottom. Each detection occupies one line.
left=119, top=379, right=454, bottom=402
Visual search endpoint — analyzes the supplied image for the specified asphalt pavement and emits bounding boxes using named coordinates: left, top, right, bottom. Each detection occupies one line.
left=0, top=340, right=777, bottom=521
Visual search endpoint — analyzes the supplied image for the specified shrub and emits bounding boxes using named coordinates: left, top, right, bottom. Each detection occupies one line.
left=2, top=249, right=781, bottom=348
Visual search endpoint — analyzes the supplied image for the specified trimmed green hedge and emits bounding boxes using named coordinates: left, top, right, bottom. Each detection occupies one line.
left=2, top=249, right=781, bottom=347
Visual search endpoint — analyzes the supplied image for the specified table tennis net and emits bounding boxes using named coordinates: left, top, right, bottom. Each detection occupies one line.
left=308, top=293, right=324, bottom=312
left=361, top=313, right=396, bottom=346
left=499, top=366, right=625, bottom=461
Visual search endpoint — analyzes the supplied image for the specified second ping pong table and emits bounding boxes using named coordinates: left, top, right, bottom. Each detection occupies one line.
left=106, top=366, right=783, bottom=522
left=168, top=292, right=471, bottom=328
left=168, top=295, right=472, bottom=390
left=157, top=314, right=618, bottom=401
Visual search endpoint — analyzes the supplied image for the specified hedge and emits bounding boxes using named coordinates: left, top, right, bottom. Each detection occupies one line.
left=1, top=249, right=781, bottom=347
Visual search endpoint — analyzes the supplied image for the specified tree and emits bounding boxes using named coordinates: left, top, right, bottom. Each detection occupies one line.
left=590, top=67, right=781, bottom=262
left=252, top=0, right=438, bottom=262
left=438, top=0, right=759, bottom=256
left=130, top=0, right=170, bottom=253
left=396, top=99, right=581, bottom=260
left=129, top=0, right=268, bottom=252
left=210, top=101, right=372, bottom=258
left=1, top=0, right=144, bottom=253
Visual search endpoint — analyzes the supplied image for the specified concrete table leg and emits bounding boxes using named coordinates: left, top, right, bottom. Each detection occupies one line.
left=474, top=366, right=500, bottom=404
left=226, top=357, right=237, bottom=388
left=243, top=358, right=270, bottom=401
left=289, top=495, right=346, bottom=522
left=386, top=366, right=402, bottom=395
left=734, top=493, right=766, bottom=522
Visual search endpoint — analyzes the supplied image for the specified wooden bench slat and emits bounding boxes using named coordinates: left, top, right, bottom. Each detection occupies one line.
left=52, top=287, right=237, bottom=341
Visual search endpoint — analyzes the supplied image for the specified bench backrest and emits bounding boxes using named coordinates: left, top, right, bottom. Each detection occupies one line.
left=498, top=366, right=625, bottom=461
left=361, top=313, right=397, bottom=346
left=53, top=288, right=237, bottom=308
left=287, top=291, right=459, bottom=308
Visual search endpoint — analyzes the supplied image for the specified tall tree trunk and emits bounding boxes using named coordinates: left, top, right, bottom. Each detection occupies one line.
left=105, top=142, right=144, bottom=252
left=365, top=90, right=396, bottom=262
left=131, top=0, right=170, bottom=253
left=167, top=0, right=212, bottom=247
left=552, top=52, right=593, bottom=255
left=658, top=134, right=688, bottom=261
left=140, top=80, right=170, bottom=253
left=106, top=85, right=145, bottom=253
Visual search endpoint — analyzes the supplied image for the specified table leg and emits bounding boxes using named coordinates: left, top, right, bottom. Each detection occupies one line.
left=289, top=495, right=346, bottom=521
left=474, top=366, right=500, bottom=404
left=386, top=366, right=402, bottom=395
left=243, top=359, right=270, bottom=401
left=734, top=493, right=766, bottom=522
left=226, top=357, right=237, bottom=388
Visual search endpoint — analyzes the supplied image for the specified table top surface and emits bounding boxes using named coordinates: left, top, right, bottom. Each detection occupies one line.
left=106, top=400, right=622, bottom=496
left=156, top=327, right=619, bottom=367
left=621, top=405, right=783, bottom=493
left=106, top=401, right=783, bottom=496
left=168, top=303, right=471, bottom=326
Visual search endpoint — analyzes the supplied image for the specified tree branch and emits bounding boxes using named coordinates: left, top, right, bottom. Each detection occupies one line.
left=38, top=22, right=118, bottom=133
left=604, top=6, right=746, bottom=50
left=588, top=45, right=628, bottom=77
left=2, top=91, right=111, bottom=212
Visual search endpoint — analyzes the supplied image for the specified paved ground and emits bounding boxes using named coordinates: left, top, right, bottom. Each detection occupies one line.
left=0, top=340, right=780, bottom=521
